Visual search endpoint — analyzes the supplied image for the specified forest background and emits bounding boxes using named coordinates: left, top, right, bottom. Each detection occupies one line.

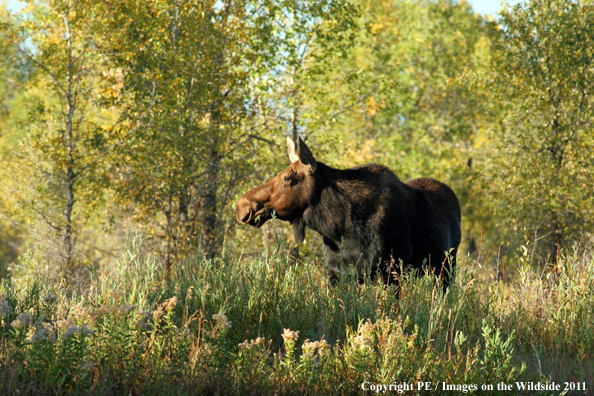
left=1, top=0, right=594, bottom=284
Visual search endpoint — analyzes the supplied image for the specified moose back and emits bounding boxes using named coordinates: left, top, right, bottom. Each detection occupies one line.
left=236, top=137, right=462, bottom=288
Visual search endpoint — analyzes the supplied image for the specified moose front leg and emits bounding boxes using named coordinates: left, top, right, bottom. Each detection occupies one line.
left=288, top=218, right=305, bottom=265
left=322, top=237, right=370, bottom=286
left=322, top=237, right=343, bottom=286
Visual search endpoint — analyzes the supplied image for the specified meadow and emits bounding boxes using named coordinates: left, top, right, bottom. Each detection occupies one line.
left=0, top=234, right=593, bottom=395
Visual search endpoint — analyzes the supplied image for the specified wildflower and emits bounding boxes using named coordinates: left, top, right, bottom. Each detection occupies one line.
left=152, top=306, right=164, bottom=322
left=56, top=319, right=72, bottom=329
left=281, top=328, right=299, bottom=342
left=69, top=303, right=91, bottom=321
left=238, top=340, right=251, bottom=350
left=93, top=305, right=118, bottom=318
left=0, top=295, right=13, bottom=318
left=238, top=337, right=265, bottom=351
left=63, top=325, right=81, bottom=338
left=302, top=339, right=319, bottom=352
left=353, top=334, right=373, bottom=349
left=212, top=313, right=232, bottom=330
left=163, top=296, right=178, bottom=311
left=317, top=338, right=331, bottom=356
left=11, top=312, right=33, bottom=329
left=359, top=319, right=376, bottom=336
left=27, top=321, right=56, bottom=343
left=63, top=324, right=94, bottom=338
left=80, top=324, right=94, bottom=337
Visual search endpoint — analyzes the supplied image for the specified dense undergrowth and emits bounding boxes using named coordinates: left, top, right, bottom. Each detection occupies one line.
left=0, top=238, right=593, bottom=395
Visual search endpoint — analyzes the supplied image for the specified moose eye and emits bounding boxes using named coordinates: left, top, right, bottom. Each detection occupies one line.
left=283, top=176, right=291, bottom=183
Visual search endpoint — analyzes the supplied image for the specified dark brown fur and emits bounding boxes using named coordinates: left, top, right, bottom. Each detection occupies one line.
left=236, top=137, right=462, bottom=288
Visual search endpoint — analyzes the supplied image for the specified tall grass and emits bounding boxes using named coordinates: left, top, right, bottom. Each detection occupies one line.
left=0, top=236, right=593, bottom=395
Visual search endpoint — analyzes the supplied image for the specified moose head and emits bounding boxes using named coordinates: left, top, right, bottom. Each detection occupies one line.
left=236, top=136, right=317, bottom=229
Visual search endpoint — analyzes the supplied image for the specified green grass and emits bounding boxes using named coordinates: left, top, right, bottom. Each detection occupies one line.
left=0, top=238, right=593, bottom=395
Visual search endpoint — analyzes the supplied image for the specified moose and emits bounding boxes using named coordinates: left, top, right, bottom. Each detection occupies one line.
left=236, top=136, right=462, bottom=289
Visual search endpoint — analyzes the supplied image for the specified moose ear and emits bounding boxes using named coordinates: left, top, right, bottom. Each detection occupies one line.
left=296, top=136, right=317, bottom=173
left=287, top=136, right=299, bottom=163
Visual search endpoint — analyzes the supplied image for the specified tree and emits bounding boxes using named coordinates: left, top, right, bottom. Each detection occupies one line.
left=92, top=0, right=358, bottom=267
left=479, top=0, right=594, bottom=261
left=0, top=3, right=29, bottom=268
left=3, top=0, right=121, bottom=276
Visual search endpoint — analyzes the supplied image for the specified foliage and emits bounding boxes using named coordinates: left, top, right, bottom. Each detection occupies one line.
left=2, top=0, right=122, bottom=277
left=3, top=238, right=594, bottom=394
left=478, top=0, right=594, bottom=261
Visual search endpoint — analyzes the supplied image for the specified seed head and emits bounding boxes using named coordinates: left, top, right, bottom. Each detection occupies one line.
left=63, top=324, right=94, bottom=338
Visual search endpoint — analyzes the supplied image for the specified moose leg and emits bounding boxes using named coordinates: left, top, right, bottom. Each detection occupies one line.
left=323, top=237, right=344, bottom=287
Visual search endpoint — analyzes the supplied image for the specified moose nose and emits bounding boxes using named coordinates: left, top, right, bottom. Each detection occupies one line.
left=240, top=210, right=252, bottom=224
left=236, top=197, right=253, bottom=224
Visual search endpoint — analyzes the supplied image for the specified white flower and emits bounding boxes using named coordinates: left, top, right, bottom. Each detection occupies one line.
left=212, top=313, right=232, bottom=330
left=238, top=337, right=265, bottom=351
left=302, top=339, right=319, bottom=352
left=301, top=337, right=331, bottom=356
left=64, top=325, right=81, bottom=338
left=56, top=319, right=72, bottom=329
left=27, top=321, right=56, bottom=343
left=353, top=334, right=373, bottom=349
left=69, top=304, right=91, bottom=321
left=11, top=313, right=33, bottom=329
left=63, top=324, right=94, bottom=338
left=281, top=328, right=299, bottom=342
left=317, top=338, right=331, bottom=356
left=359, top=319, right=376, bottom=335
